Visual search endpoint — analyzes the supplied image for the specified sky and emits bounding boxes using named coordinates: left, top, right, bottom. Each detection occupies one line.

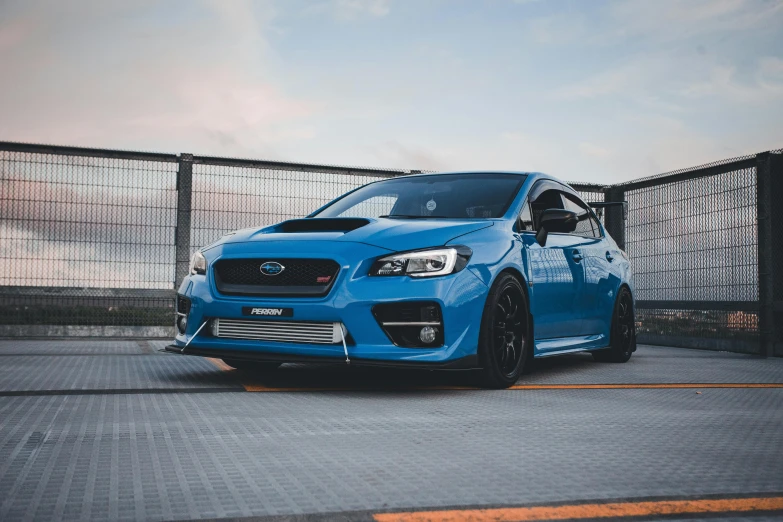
left=0, top=0, right=782, bottom=184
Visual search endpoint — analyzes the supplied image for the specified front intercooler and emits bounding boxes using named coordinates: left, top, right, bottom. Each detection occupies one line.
left=210, top=318, right=344, bottom=345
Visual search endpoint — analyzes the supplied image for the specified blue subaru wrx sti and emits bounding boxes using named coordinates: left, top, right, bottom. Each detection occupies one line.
left=169, top=172, right=635, bottom=388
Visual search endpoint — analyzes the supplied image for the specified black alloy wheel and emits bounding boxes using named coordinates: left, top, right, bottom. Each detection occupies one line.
left=478, top=273, right=530, bottom=388
left=593, top=286, right=635, bottom=363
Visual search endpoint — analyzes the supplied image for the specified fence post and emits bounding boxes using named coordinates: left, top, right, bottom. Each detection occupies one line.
left=756, top=152, right=774, bottom=357
left=757, top=152, right=781, bottom=357
left=772, top=153, right=783, bottom=357
left=174, top=154, right=193, bottom=289
left=604, top=187, right=626, bottom=251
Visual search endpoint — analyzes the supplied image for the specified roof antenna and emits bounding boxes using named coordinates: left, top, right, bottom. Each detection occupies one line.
left=338, top=323, right=350, bottom=364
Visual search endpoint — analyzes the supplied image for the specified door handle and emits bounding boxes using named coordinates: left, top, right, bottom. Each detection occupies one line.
left=606, top=251, right=614, bottom=262
left=572, top=250, right=583, bottom=263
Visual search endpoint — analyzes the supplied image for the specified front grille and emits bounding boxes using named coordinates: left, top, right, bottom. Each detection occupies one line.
left=214, top=258, right=340, bottom=296
left=211, top=318, right=341, bottom=344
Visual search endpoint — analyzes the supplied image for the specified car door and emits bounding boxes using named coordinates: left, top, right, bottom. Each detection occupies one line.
left=561, top=193, right=611, bottom=337
left=520, top=183, right=591, bottom=342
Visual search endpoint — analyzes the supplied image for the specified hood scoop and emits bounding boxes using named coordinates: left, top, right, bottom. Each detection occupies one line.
left=274, top=218, right=370, bottom=234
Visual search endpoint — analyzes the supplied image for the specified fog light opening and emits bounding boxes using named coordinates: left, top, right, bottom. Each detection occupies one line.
left=419, top=326, right=438, bottom=344
left=176, top=315, right=188, bottom=334
left=175, top=294, right=192, bottom=335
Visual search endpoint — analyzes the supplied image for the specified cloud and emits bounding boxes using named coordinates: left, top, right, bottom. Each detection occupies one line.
left=0, top=0, right=316, bottom=158
left=0, top=224, right=129, bottom=287
left=523, top=11, right=588, bottom=45
left=0, top=159, right=177, bottom=288
left=365, top=141, right=447, bottom=172
left=0, top=155, right=366, bottom=287
left=0, top=0, right=781, bottom=186
left=335, top=0, right=391, bottom=19
left=524, top=0, right=783, bottom=49
left=0, top=17, right=33, bottom=52
left=579, top=142, right=611, bottom=158
left=304, top=0, right=392, bottom=21
left=554, top=48, right=783, bottom=110
left=759, top=56, right=783, bottom=89
left=679, top=60, right=783, bottom=103
left=553, top=64, right=637, bottom=100
left=609, top=0, right=783, bottom=41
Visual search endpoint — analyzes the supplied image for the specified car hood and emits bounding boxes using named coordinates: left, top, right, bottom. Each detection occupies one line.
left=214, top=218, right=495, bottom=253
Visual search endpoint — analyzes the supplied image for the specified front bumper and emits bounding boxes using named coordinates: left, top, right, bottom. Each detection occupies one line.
left=174, top=241, right=489, bottom=366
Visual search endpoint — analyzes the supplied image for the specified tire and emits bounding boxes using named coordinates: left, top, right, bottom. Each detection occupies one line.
left=592, top=286, right=635, bottom=363
left=477, top=273, right=531, bottom=389
left=222, top=359, right=282, bottom=373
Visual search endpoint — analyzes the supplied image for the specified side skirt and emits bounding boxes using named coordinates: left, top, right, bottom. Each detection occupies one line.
left=534, top=333, right=608, bottom=357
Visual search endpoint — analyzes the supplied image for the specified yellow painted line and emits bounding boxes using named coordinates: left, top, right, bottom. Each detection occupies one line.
left=207, top=358, right=235, bottom=372
left=207, top=357, right=259, bottom=391
left=245, top=382, right=783, bottom=393
left=509, top=383, right=783, bottom=390
left=373, top=496, right=783, bottom=522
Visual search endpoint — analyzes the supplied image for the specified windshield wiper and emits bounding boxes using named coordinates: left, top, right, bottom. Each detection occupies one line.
left=379, top=214, right=451, bottom=219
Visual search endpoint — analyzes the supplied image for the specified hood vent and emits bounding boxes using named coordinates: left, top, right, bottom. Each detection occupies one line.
left=275, top=218, right=370, bottom=233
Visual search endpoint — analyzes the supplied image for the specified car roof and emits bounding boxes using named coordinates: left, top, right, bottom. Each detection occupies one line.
left=385, top=170, right=563, bottom=185
left=402, top=170, right=532, bottom=177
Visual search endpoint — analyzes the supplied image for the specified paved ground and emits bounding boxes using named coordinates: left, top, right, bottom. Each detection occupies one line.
left=0, top=341, right=782, bottom=521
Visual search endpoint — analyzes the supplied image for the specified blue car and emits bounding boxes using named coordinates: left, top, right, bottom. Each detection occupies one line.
left=169, top=172, right=635, bottom=388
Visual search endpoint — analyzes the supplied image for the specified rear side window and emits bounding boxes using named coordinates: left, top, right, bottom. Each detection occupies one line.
left=562, top=193, right=602, bottom=238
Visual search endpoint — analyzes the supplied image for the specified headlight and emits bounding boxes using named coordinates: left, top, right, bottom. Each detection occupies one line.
left=369, top=246, right=472, bottom=278
left=189, top=251, right=206, bottom=275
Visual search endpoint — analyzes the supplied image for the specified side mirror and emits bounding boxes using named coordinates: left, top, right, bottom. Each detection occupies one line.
left=535, top=209, right=578, bottom=246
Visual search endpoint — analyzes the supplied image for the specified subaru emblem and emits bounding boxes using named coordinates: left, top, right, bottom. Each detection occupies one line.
left=259, top=261, right=285, bottom=276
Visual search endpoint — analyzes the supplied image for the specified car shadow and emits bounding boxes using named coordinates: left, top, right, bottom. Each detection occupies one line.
left=219, top=353, right=600, bottom=391
left=235, top=363, right=479, bottom=390
left=525, top=352, right=596, bottom=373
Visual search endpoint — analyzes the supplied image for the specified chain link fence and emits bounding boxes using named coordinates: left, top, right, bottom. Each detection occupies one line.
left=0, top=144, right=179, bottom=335
left=624, top=157, right=762, bottom=353
left=1, top=140, right=780, bottom=355
left=190, top=159, right=401, bottom=254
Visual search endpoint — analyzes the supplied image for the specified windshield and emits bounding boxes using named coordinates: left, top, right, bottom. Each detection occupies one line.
left=312, top=173, right=526, bottom=219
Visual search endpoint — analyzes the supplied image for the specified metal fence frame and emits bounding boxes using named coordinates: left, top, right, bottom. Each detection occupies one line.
left=1, top=141, right=780, bottom=356
left=619, top=153, right=775, bottom=356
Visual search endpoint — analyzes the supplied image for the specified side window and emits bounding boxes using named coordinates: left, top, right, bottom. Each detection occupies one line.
left=588, top=214, right=602, bottom=237
left=529, top=189, right=564, bottom=230
left=562, top=193, right=602, bottom=238
left=518, top=202, right=534, bottom=231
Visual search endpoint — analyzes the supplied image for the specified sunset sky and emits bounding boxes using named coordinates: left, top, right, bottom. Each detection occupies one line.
left=1, top=0, right=782, bottom=183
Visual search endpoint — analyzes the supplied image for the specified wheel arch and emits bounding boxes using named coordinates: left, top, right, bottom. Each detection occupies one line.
left=614, top=283, right=637, bottom=353
left=494, top=266, right=528, bottom=298
left=489, top=267, right=535, bottom=362
left=617, top=282, right=634, bottom=310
